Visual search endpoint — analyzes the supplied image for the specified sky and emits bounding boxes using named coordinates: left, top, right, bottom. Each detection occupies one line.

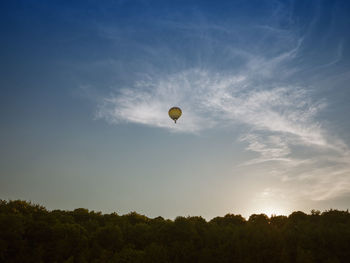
left=1, top=0, right=350, bottom=219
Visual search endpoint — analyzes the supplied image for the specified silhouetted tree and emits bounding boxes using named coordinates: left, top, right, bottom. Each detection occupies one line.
left=1, top=200, right=350, bottom=263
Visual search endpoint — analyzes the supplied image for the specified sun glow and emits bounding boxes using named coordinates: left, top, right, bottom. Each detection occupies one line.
left=257, top=207, right=289, bottom=218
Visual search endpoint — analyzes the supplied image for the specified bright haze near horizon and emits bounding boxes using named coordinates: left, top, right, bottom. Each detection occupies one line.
left=1, top=0, right=350, bottom=220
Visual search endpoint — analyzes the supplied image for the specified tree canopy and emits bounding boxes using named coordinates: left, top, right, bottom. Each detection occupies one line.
left=0, top=200, right=349, bottom=263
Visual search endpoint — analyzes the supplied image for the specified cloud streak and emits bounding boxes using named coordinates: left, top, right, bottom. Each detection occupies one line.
left=97, top=43, right=325, bottom=146
left=94, top=9, right=350, bottom=205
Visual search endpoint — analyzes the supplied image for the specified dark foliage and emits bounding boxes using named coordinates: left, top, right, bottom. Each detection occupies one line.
left=0, top=200, right=350, bottom=263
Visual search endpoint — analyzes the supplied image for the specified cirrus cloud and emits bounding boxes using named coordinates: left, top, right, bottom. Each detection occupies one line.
left=93, top=12, right=350, bottom=205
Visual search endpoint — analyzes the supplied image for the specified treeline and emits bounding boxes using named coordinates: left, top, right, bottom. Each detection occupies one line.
left=1, top=200, right=350, bottom=263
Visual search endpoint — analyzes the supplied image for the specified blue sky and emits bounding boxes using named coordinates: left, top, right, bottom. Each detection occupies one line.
left=1, top=0, right=350, bottom=219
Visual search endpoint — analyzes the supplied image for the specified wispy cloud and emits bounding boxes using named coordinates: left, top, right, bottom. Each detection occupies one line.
left=96, top=44, right=325, bottom=146
left=93, top=7, right=350, bottom=204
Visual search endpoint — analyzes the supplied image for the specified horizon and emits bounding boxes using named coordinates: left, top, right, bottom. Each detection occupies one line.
left=1, top=0, right=350, bottom=220
left=2, top=199, right=346, bottom=221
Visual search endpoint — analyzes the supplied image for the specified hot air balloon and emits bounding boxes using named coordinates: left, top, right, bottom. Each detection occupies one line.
left=168, top=107, right=182, bottom=123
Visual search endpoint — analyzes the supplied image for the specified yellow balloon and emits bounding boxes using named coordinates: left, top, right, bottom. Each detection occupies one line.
left=168, top=107, right=182, bottom=123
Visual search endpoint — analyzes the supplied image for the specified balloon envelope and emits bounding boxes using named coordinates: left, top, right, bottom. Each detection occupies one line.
left=168, top=107, right=182, bottom=123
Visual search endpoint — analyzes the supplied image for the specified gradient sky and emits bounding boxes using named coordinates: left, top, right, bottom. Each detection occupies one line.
left=1, top=0, right=350, bottom=219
